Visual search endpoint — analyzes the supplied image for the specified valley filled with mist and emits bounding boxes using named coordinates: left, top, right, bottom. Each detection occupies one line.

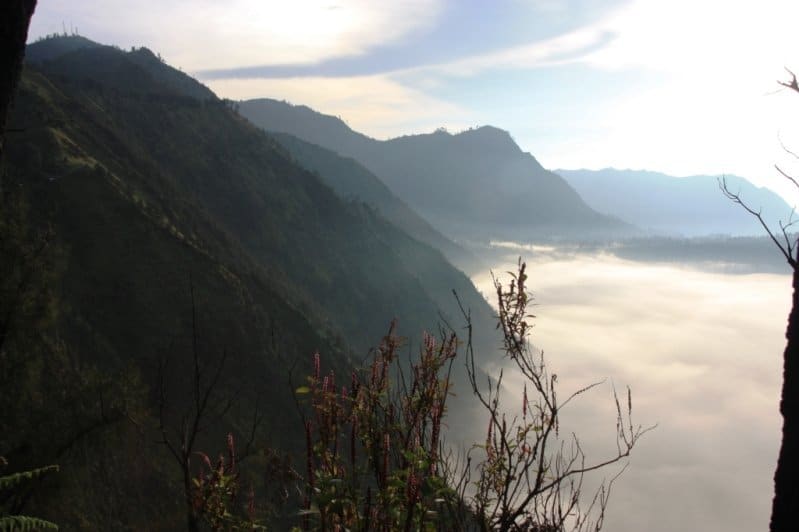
left=472, top=248, right=788, bottom=532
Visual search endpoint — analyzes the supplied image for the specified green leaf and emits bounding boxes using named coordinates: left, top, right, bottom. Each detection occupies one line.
left=295, top=386, right=311, bottom=395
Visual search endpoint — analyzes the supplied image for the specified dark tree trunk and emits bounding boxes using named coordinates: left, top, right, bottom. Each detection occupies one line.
left=771, top=263, right=799, bottom=531
left=0, top=0, right=37, bottom=163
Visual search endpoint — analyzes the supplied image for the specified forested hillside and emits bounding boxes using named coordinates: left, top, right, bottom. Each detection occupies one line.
left=0, top=36, right=495, bottom=529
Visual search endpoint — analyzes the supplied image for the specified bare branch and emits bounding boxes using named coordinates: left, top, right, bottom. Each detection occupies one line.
left=154, top=280, right=260, bottom=532
left=240, top=394, right=263, bottom=461
left=775, top=164, right=799, bottom=193
left=778, top=135, right=799, bottom=168
left=779, top=67, right=799, bottom=94
left=458, top=260, right=652, bottom=531
left=719, top=176, right=796, bottom=266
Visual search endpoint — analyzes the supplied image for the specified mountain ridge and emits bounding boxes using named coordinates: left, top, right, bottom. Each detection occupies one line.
left=557, top=167, right=793, bottom=237
left=238, top=98, right=633, bottom=242
left=4, top=35, right=498, bottom=528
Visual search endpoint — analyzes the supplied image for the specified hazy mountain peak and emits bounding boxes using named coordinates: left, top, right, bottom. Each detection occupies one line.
left=557, top=167, right=792, bottom=236
left=242, top=98, right=356, bottom=133
left=26, top=35, right=216, bottom=101
left=128, top=46, right=161, bottom=63
left=239, top=98, right=630, bottom=240
left=388, top=125, right=522, bottom=159
left=25, top=34, right=102, bottom=63
left=460, top=124, right=511, bottom=139
left=454, top=125, right=521, bottom=157
left=239, top=98, right=370, bottom=148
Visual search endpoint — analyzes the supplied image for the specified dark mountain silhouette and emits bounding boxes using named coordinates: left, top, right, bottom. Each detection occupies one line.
left=27, top=36, right=216, bottom=100
left=238, top=99, right=633, bottom=242
left=4, top=36, right=496, bottom=528
left=558, top=168, right=793, bottom=236
left=17, top=36, right=495, bottom=354
left=24, top=34, right=101, bottom=62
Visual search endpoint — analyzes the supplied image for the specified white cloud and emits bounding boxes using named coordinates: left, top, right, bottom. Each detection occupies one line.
left=471, top=252, right=788, bottom=532
left=582, top=0, right=798, bottom=77
left=206, top=75, right=470, bottom=138
left=29, top=0, right=445, bottom=70
left=401, top=23, right=613, bottom=78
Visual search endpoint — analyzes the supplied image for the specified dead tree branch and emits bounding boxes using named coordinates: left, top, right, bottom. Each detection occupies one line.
left=719, top=176, right=797, bottom=267
left=779, top=68, right=799, bottom=94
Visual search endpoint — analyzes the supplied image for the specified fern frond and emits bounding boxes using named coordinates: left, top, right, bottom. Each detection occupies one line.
left=0, top=515, right=59, bottom=531
left=0, top=466, right=59, bottom=492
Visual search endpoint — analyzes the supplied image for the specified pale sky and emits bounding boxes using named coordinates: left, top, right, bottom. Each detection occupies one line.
left=28, top=0, right=799, bottom=201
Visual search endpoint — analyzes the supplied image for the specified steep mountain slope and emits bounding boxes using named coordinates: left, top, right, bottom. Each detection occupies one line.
left=3, top=36, right=497, bottom=527
left=239, top=98, right=632, bottom=242
left=271, top=131, right=481, bottom=272
left=20, top=37, right=494, bottom=353
left=6, top=51, right=343, bottom=530
left=558, top=168, right=793, bottom=236
left=240, top=98, right=374, bottom=158
left=29, top=36, right=216, bottom=100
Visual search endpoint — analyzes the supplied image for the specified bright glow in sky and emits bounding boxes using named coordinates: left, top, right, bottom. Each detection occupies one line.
left=28, top=0, right=799, bottom=197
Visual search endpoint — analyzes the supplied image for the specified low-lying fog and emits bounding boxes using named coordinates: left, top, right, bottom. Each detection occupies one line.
left=468, top=248, right=789, bottom=532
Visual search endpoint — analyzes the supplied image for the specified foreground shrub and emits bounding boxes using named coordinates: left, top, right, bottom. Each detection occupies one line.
left=191, top=261, right=650, bottom=531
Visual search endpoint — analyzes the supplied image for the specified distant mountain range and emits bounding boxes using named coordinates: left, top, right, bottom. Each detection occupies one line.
left=557, top=168, right=793, bottom=237
left=238, top=99, right=633, bottom=242
left=36, top=39, right=783, bottom=244
left=238, top=98, right=793, bottom=241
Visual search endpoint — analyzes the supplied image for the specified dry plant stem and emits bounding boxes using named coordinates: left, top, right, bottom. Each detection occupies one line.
left=157, top=278, right=262, bottom=532
left=300, top=321, right=459, bottom=531
left=464, top=259, right=653, bottom=531
left=299, top=260, right=649, bottom=531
